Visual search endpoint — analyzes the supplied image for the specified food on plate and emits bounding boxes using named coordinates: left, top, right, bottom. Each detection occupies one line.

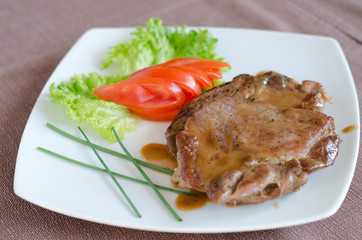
left=50, top=17, right=226, bottom=142
left=93, top=58, right=230, bottom=121
left=166, top=71, right=341, bottom=206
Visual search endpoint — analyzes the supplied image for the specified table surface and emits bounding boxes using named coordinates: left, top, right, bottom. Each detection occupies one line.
left=1, top=0, right=361, bottom=239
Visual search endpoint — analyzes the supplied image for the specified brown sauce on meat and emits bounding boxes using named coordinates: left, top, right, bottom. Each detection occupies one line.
left=171, top=72, right=338, bottom=205
left=182, top=73, right=317, bottom=184
left=175, top=191, right=209, bottom=211
left=253, top=87, right=306, bottom=109
left=140, top=143, right=177, bottom=171
left=342, top=125, right=358, bottom=133
left=252, top=73, right=307, bottom=109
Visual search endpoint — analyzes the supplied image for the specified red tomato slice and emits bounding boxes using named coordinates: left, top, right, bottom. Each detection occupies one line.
left=162, top=58, right=202, bottom=67
left=94, top=58, right=230, bottom=122
left=94, top=77, right=186, bottom=113
left=129, top=108, right=180, bottom=121
left=165, top=65, right=213, bottom=88
left=163, top=58, right=230, bottom=69
left=129, top=67, right=201, bottom=100
left=200, top=68, right=222, bottom=80
left=124, top=96, right=184, bottom=113
left=184, top=60, right=230, bottom=69
left=120, top=77, right=181, bottom=100
left=118, top=77, right=186, bottom=112
left=92, top=83, right=154, bottom=106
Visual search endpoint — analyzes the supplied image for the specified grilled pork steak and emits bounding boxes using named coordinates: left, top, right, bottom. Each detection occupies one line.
left=166, top=71, right=340, bottom=206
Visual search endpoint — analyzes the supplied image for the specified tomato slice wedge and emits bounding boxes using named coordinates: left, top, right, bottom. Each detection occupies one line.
left=120, top=77, right=183, bottom=100
left=92, top=83, right=154, bottom=106
left=184, top=60, right=230, bottom=69
left=129, top=67, right=201, bottom=100
left=129, top=108, right=180, bottom=121
left=120, top=77, right=186, bottom=111
left=162, top=58, right=202, bottom=67
left=94, top=77, right=186, bottom=113
left=94, top=58, right=230, bottom=122
left=163, top=58, right=230, bottom=69
left=165, top=65, right=213, bottom=88
left=124, top=95, right=184, bottom=113
left=199, top=68, right=222, bottom=80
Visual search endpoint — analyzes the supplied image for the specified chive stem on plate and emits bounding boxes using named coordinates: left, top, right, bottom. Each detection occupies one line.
left=46, top=123, right=174, bottom=175
left=36, top=146, right=195, bottom=196
left=78, top=127, right=142, bottom=218
left=112, top=127, right=182, bottom=222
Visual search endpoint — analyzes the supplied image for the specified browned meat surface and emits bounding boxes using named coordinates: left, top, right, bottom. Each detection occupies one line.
left=166, top=71, right=340, bottom=206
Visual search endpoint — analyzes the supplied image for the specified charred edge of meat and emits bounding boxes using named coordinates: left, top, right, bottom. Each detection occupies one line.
left=175, top=132, right=202, bottom=189
left=208, top=159, right=309, bottom=205
left=262, top=71, right=289, bottom=90
left=300, top=134, right=341, bottom=173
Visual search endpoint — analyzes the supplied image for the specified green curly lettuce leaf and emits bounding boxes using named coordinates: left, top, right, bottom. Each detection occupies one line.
left=170, top=26, right=223, bottom=61
left=49, top=73, right=137, bottom=143
left=102, top=18, right=224, bottom=75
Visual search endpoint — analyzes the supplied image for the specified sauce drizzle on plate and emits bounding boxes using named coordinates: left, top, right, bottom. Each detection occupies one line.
left=342, top=125, right=358, bottom=133
left=175, top=191, right=209, bottom=211
left=141, top=143, right=177, bottom=171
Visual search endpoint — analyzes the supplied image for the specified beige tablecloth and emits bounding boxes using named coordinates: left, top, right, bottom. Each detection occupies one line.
left=1, top=0, right=361, bottom=239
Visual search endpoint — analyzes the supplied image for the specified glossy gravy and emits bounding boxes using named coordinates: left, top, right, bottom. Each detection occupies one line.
left=182, top=73, right=319, bottom=184
left=175, top=191, right=209, bottom=211
left=141, top=143, right=209, bottom=211
left=140, top=143, right=177, bottom=171
left=252, top=73, right=307, bottom=109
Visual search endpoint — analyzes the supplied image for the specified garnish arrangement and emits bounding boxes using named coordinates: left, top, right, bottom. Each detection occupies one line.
left=49, top=18, right=228, bottom=143
left=41, top=18, right=229, bottom=221
left=45, top=123, right=173, bottom=174
left=37, top=123, right=201, bottom=221
left=79, top=127, right=142, bottom=218
left=93, top=58, right=230, bottom=121
left=38, top=123, right=193, bottom=220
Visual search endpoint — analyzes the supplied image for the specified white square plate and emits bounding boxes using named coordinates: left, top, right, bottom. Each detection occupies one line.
left=14, top=27, right=359, bottom=233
